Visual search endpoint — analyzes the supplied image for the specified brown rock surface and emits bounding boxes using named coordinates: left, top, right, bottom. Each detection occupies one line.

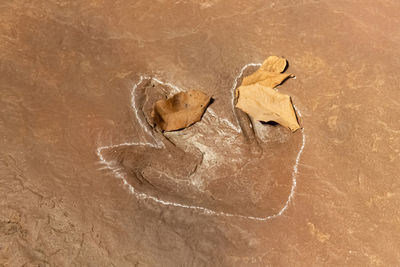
left=1, top=0, right=400, bottom=266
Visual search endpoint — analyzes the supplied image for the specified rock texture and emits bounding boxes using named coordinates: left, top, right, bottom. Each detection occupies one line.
left=1, top=0, right=400, bottom=266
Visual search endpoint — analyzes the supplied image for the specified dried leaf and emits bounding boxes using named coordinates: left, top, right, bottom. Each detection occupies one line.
left=235, top=84, right=300, bottom=132
left=242, top=72, right=293, bottom=88
left=260, top=55, right=287, bottom=73
left=241, top=56, right=293, bottom=88
left=152, top=90, right=211, bottom=131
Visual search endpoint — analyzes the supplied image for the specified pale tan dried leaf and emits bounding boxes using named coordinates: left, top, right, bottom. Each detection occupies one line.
left=242, top=72, right=293, bottom=88
left=260, top=56, right=287, bottom=73
left=152, top=90, right=211, bottom=131
left=241, top=56, right=293, bottom=88
left=235, top=84, right=300, bottom=132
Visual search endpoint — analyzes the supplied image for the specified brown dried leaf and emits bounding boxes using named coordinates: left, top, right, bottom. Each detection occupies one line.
left=152, top=90, right=211, bottom=131
left=241, top=56, right=293, bottom=88
left=235, top=84, right=300, bottom=132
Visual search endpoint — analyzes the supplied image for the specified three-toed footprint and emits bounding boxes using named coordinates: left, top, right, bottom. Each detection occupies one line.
left=97, top=64, right=305, bottom=221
